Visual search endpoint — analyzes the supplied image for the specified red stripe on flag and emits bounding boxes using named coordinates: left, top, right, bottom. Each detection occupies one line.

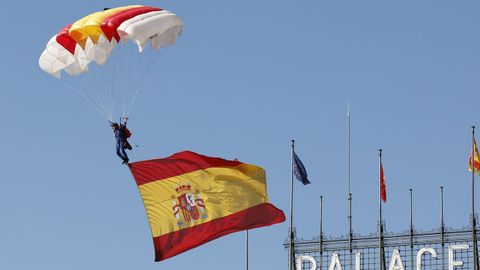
left=152, top=203, right=285, bottom=261
left=129, top=151, right=242, bottom=186
left=380, top=162, right=387, bottom=203
left=470, top=153, right=480, bottom=170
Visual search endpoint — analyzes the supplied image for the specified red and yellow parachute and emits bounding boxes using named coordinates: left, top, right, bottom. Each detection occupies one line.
left=39, top=6, right=183, bottom=120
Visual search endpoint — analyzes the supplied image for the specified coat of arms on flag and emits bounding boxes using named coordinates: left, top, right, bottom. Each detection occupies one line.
left=172, top=182, right=208, bottom=227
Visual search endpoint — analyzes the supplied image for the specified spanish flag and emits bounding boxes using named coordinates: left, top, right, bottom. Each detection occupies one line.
left=128, top=151, right=286, bottom=261
left=469, top=137, right=480, bottom=175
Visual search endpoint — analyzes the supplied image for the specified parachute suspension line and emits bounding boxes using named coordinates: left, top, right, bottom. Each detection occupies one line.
left=121, top=43, right=135, bottom=118
left=101, top=61, right=116, bottom=121
left=126, top=57, right=156, bottom=114
left=64, top=80, right=110, bottom=120
left=95, top=94, right=112, bottom=122
left=102, top=51, right=118, bottom=121
left=125, top=48, right=166, bottom=115
left=114, top=46, right=124, bottom=118
left=85, top=64, right=113, bottom=121
left=111, top=47, right=122, bottom=119
left=75, top=72, right=109, bottom=119
left=99, top=85, right=113, bottom=122
left=90, top=60, right=117, bottom=121
left=84, top=65, right=104, bottom=118
left=124, top=45, right=143, bottom=115
left=60, top=40, right=173, bottom=122
left=111, top=54, right=120, bottom=121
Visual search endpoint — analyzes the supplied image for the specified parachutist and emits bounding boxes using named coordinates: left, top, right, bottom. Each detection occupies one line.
left=111, top=121, right=133, bottom=164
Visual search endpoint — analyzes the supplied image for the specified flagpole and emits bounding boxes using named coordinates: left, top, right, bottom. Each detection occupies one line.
left=245, top=230, right=249, bottom=270
left=348, top=103, right=353, bottom=269
left=348, top=103, right=352, bottom=193
left=290, top=139, right=295, bottom=270
left=349, top=192, right=353, bottom=269
left=472, top=126, right=479, bottom=270
left=440, top=186, right=445, bottom=270
left=320, top=195, right=324, bottom=270
left=409, top=189, right=414, bottom=270
left=378, top=149, right=386, bottom=270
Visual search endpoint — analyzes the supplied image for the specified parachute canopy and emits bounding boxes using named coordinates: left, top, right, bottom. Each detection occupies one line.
left=39, top=5, right=183, bottom=78
left=39, top=5, right=183, bottom=121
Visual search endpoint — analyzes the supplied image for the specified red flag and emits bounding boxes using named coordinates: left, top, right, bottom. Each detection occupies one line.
left=380, top=161, right=387, bottom=203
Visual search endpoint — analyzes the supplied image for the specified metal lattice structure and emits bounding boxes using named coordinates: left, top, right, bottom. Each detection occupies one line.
left=285, top=222, right=479, bottom=269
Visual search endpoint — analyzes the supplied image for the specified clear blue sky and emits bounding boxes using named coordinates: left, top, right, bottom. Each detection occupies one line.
left=1, top=1, right=480, bottom=269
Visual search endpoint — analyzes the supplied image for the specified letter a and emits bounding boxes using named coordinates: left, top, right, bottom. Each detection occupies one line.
left=389, top=249, right=405, bottom=270
left=329, top=253, right=343, bottom=270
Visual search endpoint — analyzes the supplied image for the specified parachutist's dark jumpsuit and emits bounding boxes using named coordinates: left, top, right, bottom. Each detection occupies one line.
left=115, top=125, right=129, bottom=163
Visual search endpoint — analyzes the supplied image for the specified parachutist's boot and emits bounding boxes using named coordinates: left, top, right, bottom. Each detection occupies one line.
left=125, top=141, right=133, bottom=150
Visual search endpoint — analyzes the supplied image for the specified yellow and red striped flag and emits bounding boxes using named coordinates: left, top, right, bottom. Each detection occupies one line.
left=128, top=151, right=286, bottom=261
left=469, top=137, right=480, bottom=175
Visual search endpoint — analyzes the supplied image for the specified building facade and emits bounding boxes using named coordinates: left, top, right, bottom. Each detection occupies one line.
left=286, top=223, right=479, bottom=270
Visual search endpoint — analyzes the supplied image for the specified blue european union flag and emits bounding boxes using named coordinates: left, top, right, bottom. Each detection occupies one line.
left=293, top=151, right=311, bottom=185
